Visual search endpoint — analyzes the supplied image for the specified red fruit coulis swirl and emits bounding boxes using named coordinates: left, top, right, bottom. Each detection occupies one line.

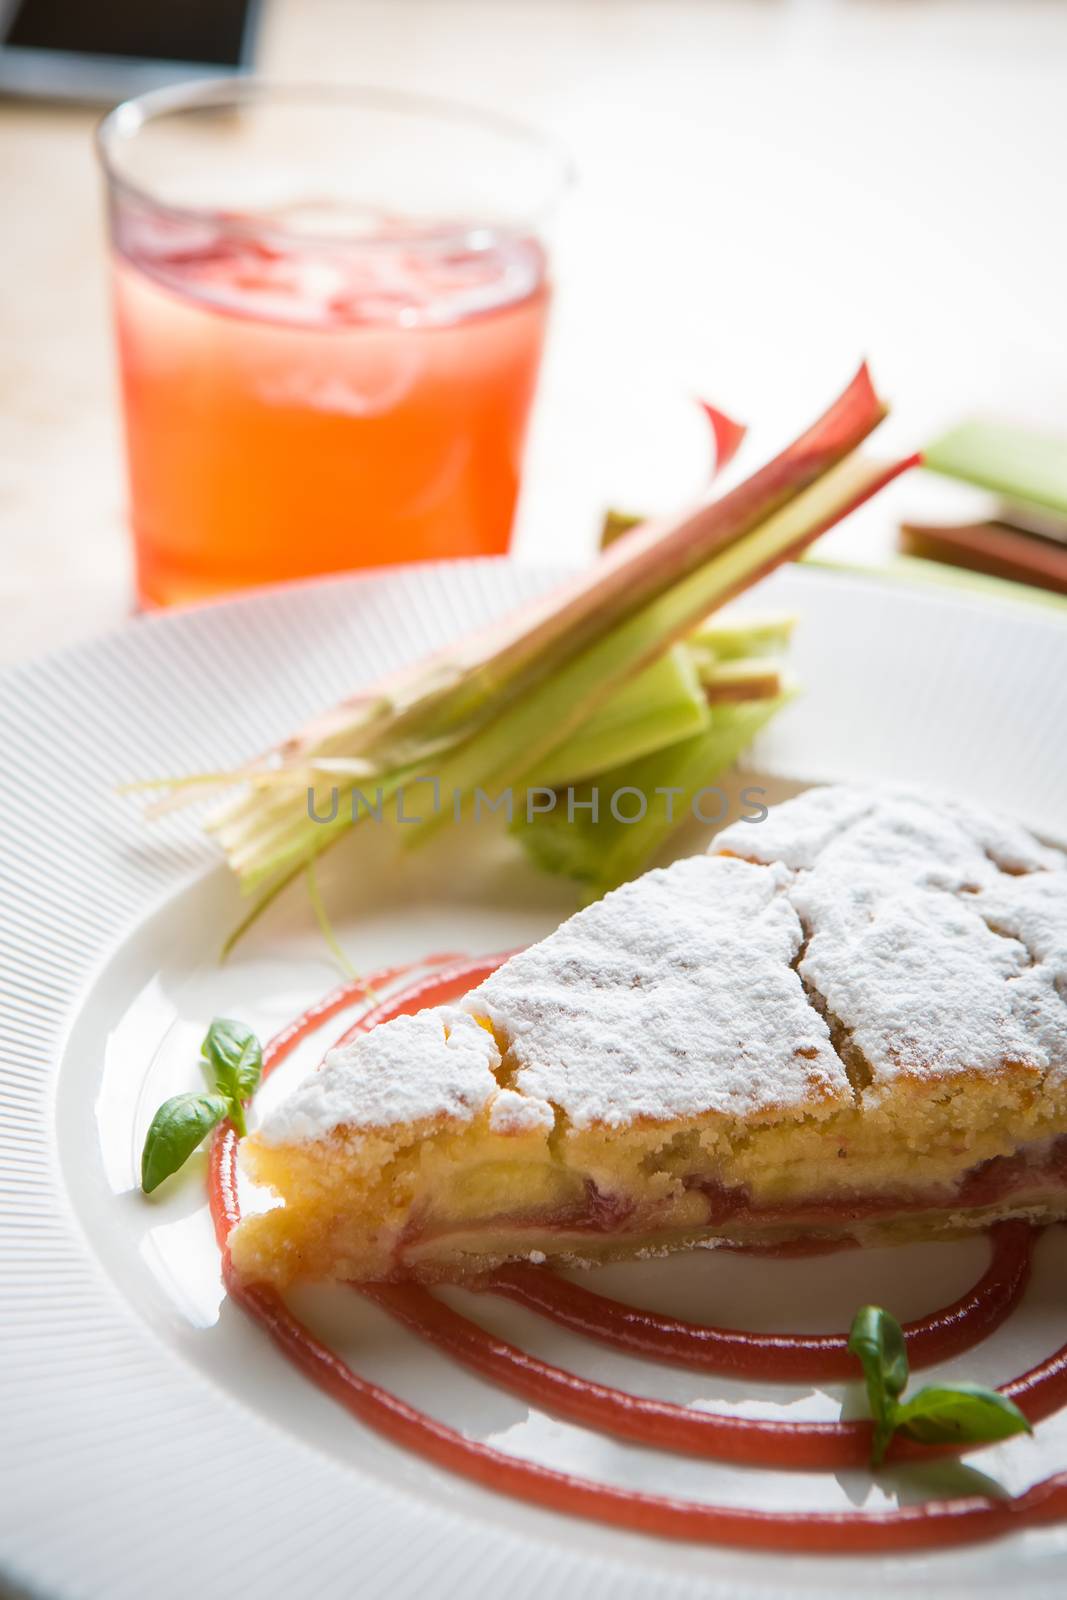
left=208, top=952, right=1067, bottom=1553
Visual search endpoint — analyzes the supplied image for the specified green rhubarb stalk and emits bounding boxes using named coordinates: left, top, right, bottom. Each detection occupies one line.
left=600, top=508, right=644, bottom=547
left=435, top=366, right=883, bottom=716
left=401, top=450, right=910, bottom=848
left=536, top=644, right=710, bottom=788
left=374, top=362, right=886, bottom=751
left=219, top=764, right=412, bottom=894
left=148, top=369, right=910, bottom=931
left=924, top=418, right=1067, bottom=518
left=213, top=364, right=885, bottom=819
left=217, top=445, right=908, bottom=900
left=803, top=549, right=1067, bottom=614
left=701, top=657, right=785, bottom=703
left=688, top=611, right=795, bottom=661
left=217, top=655, right=705, bottom=913
left=515, top=692, right=790, bottom=898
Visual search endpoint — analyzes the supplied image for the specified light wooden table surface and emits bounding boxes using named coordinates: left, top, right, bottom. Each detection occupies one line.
left=1, top=0, right=1064, bottom=666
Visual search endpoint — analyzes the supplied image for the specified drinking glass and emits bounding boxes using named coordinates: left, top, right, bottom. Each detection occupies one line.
left=97, top=81, right=569, bottom=606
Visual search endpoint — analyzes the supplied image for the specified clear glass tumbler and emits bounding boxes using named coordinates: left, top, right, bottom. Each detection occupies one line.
left=97, top=80, right=569, bottom=606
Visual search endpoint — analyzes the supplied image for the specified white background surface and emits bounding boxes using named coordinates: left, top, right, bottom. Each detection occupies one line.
left=1, top=0, right=1065, bottom=664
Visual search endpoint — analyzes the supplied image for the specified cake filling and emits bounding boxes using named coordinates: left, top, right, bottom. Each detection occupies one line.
left=230, top=786, right=1067, bottom=1288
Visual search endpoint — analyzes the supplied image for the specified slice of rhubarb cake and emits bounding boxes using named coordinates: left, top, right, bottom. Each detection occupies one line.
left=230, top=785, right=1067, bottom=1286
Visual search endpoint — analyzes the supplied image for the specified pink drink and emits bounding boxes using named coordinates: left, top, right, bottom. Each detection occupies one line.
left=98, top=83, right=565, bottom=605
left=112, top=219, right=549, bottom=605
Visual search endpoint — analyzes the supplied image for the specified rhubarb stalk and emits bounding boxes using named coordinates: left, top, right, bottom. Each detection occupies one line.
left=139, top=366, right=914, bottom=933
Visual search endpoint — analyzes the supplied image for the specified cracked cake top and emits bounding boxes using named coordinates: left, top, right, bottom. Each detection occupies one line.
left=257, top=785, right=1067, bottom=1144
left=716, top=785, right=1067, bottom=1090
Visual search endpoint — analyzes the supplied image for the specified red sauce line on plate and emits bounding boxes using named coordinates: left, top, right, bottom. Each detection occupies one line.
left=364, top=1278, right=873, bottom=1468
left=486, top=1223, right=1033, bottom=1382
left=208, top=955, right=1067, bottom=1551
left=208, top=956, right=490, bottom=1252
left=222, top=1261, right=1067, bottom=1553
left=208, top=961, right=409, bottom=1252
left=363, top=1255, right=1061, bottom=1470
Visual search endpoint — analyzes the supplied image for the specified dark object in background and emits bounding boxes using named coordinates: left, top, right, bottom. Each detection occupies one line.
left=900, top=520, right=1067, bottom=598
left=0, top=0, right=259, bottom=103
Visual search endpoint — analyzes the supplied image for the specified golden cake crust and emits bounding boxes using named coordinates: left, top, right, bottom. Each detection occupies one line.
left=232, top=785, right=1067, bottom=1286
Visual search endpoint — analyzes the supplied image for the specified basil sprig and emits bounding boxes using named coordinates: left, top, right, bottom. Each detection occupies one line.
left=848, top=1305, right=1031, bottom=1465
left=141, top=1017, right=262, bottom=1193
left=199, top=1018, right=262, bottom=1136
left=141, top=1092, right=230, bottom=1194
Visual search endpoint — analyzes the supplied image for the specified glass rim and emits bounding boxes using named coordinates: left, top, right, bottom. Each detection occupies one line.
left=95, top=76, right=574, bottom=250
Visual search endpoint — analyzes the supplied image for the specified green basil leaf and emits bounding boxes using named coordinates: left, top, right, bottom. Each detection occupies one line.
left=848, top=1305, right=908, bottom=1416
left=141, top=1092, right=229, bottom=1193
left=871, top=1411, right=898, bottom=1468
left=848, top=1305, right=910, bottom=1466
left=895, top=1385, right=1032, bottom=1448
left=201, top=1017, right=262, bottom=1132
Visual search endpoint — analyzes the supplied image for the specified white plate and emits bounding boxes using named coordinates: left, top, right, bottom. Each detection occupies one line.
left=2, top=559, right=1066, bottom=1600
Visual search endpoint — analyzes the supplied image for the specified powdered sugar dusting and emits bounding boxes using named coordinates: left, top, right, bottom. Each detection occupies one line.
left=258, top=1007, right=502, bottom=1144
left=972, top=868, right=1067, bottom=1078
left=261, top=786, right=1067, bottom=1144
left=465, top=854, right=850, bottom=1129
left=717, top=786, right=1067, bottom=1086
left=716, top=784, right=877, bottom=872
left=489, top=1089, right=556, bottom=1135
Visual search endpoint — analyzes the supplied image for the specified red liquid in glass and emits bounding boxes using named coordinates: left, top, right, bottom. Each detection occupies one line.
left=112, top=224, right=549, bottom=605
